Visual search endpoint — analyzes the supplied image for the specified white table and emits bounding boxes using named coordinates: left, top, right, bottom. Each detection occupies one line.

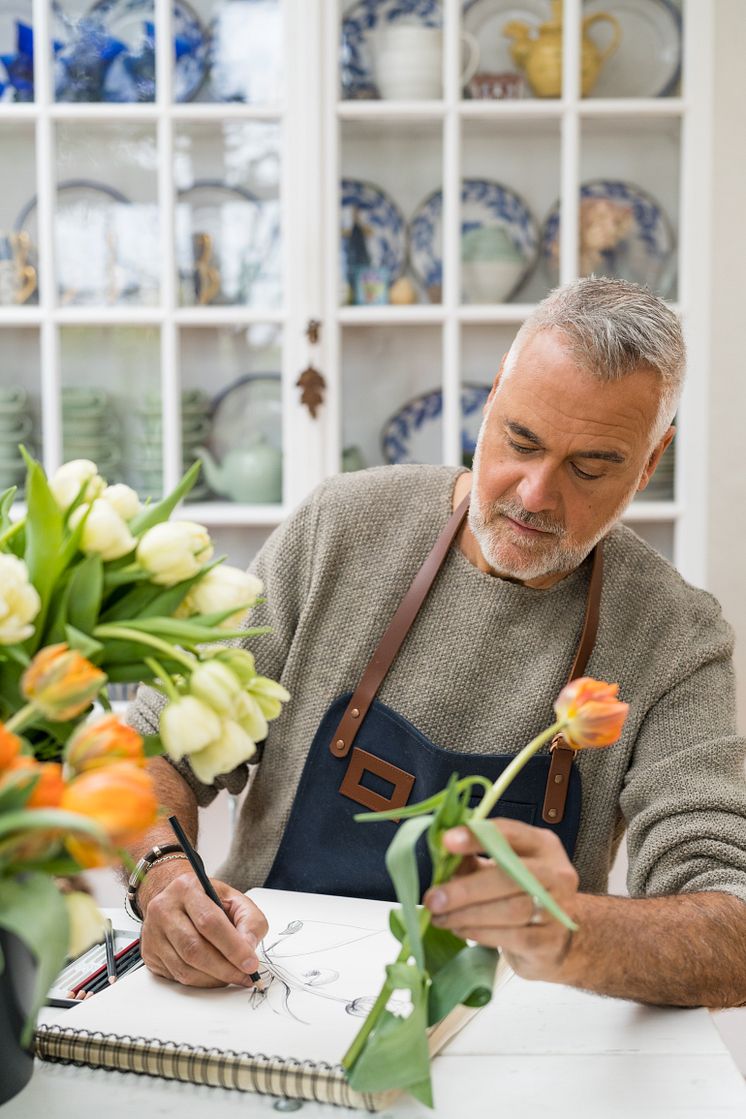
left=6, top=910, right=746, bottom=1119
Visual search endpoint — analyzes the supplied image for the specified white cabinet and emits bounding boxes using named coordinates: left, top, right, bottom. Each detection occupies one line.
left=0, top=0, right=711, bottom=585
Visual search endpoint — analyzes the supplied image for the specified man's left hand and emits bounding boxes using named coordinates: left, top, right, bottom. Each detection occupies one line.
left=423, top=817, right=580, bottom=981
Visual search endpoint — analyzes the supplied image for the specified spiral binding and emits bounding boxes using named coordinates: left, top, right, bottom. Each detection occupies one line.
left=35, top=1023, right=387, bottom=1111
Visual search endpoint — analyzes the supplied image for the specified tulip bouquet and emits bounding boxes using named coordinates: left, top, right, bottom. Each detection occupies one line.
left=0, top=451, right=289, bottom=1044
left=342, top=678, right=629, bottom=1107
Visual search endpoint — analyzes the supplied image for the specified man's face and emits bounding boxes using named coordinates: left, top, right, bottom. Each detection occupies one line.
left=468, top=328, right=673, bottom=586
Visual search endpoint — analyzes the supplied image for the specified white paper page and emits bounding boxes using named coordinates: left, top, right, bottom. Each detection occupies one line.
left=56, top=889, right=401, bottom=1065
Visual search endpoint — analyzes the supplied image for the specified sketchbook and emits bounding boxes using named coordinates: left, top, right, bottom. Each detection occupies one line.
left=35, top=886, right=512, bottom=1110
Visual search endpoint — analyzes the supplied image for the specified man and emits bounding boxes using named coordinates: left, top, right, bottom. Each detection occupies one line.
left=127, top=277, right=746, bottom=1008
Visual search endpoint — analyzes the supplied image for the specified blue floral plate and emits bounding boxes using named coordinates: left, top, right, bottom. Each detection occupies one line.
left=540, top=179, right=677, bottom=297
left=381, top=383, right=490, bottom=465
left=340, top=0, right=442, bottom=99
left=341, top=178, right=407, bottom=293
left=408, top=178, right=539, bottom=302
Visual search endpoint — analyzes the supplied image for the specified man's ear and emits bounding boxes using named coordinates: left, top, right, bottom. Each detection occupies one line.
left=637, top=425, right=676, bottom=493
left=484, top=353, right=508, bottom=413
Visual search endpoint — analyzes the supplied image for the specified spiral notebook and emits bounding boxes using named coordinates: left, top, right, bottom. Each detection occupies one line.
left=35, top=887, right=511, bottom=1110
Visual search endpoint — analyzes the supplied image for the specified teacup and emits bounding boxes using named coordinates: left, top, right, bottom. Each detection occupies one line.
left=0, top=413, right=33, bottom=438
left=62, top=387, right=109, bottom=413
left=375, top=25, right=479, bottom=100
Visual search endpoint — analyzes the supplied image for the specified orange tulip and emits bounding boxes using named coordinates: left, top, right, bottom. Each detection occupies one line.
left=0, top=723, right=21, bottom=769
left=553, top=676, right=629, bottom=750
left=21, top=643, right=107, bottom=721
left=60, top=761, right=159, bottom=847
left=3, top=757, right=66, bottom=808
left=65, top=714, right=145, bottom=776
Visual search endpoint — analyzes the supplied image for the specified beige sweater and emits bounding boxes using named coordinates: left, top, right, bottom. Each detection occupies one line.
left=129, top=465, right=746, bottom=904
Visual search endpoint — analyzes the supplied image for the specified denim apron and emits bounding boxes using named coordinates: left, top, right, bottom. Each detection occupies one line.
left=265, top=496, right=604, bottom=901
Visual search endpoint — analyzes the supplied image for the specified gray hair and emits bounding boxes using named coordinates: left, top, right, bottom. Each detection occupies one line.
left=508, top=277, right=685, bottom=445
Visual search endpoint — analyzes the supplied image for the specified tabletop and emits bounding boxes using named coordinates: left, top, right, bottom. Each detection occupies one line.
left=5, top=910, right=746, bottom=1119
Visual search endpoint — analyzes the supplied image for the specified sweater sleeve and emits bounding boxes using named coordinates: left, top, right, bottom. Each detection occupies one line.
left=126, top=490, right=319, bottom=807
left=620, top=609, right=746, bottom=905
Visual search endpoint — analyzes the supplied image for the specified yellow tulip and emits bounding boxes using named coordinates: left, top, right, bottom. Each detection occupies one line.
left=553, top=677, right=629, bottom=749
left=65, top=714, right=145, bottom=776
left=21, top=643, right=107, bottom=721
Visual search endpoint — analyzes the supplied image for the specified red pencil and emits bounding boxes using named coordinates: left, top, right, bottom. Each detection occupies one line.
left=69, top=938, right=140, bottom=997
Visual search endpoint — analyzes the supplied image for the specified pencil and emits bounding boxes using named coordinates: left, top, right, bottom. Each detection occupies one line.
left=104, top=919, right=117, bottom=985
left=168, top=814, right=264, bottom=988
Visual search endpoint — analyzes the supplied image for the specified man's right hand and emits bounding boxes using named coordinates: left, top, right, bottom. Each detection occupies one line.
left=139, top=863, right=268, bottom=988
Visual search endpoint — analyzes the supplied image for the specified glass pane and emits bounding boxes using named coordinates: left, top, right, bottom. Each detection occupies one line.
left=0, top=123, right=37, bottom=308
left=193, top=0, right=282, bottom=104
left=461, top=0, right=548, bottom=102
left=0, top=328, right=40, bottom=496
left=580, top=0, right=683, bottom=100
left=179, top=323, right=283, bottom=504
left=175, top=121, right=281, bottom=309
left=342, top=325, right=443, bottom=469
left=462, top=119, right=559, bottom=305
left=340, top=119, right=440, bottom=306
left=49, top=123, right=160, bottom=306
left=341, top=0, right=444, bottom=101
left=0, top=0, right=34, bottom=102
left=60, top=326, right=161, bottom=495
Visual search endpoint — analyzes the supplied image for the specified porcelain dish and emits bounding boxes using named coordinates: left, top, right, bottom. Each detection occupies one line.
left=341, top=177, right=407, bottom=293
left=381, top=382, right=490, bottom=465
left=340, top=0, right=442, bottom=99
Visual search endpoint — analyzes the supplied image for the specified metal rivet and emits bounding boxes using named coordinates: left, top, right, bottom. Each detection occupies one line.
left=547, top=808, right=557, bottom=819
left=274, top=1100, right=303, bottom=1112
left=335, top=739, right=344, bottom=750
left=554, top=774, right=563, bottom=784
left=351, top=707, right=360, bottom=718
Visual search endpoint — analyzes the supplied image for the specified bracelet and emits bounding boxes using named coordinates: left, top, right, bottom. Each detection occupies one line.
left=126, top=843, right=187, bottom=921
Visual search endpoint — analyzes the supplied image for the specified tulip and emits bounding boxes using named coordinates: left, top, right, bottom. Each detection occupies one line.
left=101, top=483, right=142, bottom=521
left=247, top=675, right=291, bottom=722
left=233, top=690, right=268, bottom=743
left=65, top=714, right=145, bottom=776
left=65, top=891, right=107, bottom=958
left=21, top=643, right=107, bottom=721
left=0, top=757, right=64, bottom=807
left=137, top=521, right=214, bottom=586
left=159, top=695, right=222, bottom=762
left=188, top=718, right=257, bottom=785
left=70, top=498, right=137, bottom=561
left=189, top=660, right=242, bottom=716
left=0, top=723, right=22, bottom=769
left=553, top=677, right=629, bottom=750
left=61, top=761, right=159, bottom=846
left=212, top=648, right=257, bottom=685
left=0, top=554, right=41, bottom=644
left=178, top=566, right=264, bottom=628
left=49, top=459, right=106, bottom=512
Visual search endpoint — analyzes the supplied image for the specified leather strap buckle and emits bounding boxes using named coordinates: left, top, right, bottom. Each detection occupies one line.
left=541, top=734, right=576, bottom=825
left=339, top=746, right=415, bottom=816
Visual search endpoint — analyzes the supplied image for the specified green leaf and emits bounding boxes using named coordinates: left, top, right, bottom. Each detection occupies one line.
left=64, top=624, right=105, bottom=660
left=0, top=769, right=38, bottom=813
left=100, top=582, right=165, bottom=623
left=142, top=733, right=165, bottom=757
left=0, top=807, right=106, bottom=843
left=384, top=815, right=433, bottom=971
left=20, top=449, right=64, bottom=647
left=0, top=872, right=70, bottom=1045
left=467, top=819, right=578, bottom=931
left=128, top=460, right=201, bottom=536
left=0, top=485, right=17, bottom=534
left=427, top=943, right=498, bottom=1025
left=102, top=565, right=152, bottom=591
left=106, top=616, right=264, bottom=643
left=66, top=553, right=104, bottom=633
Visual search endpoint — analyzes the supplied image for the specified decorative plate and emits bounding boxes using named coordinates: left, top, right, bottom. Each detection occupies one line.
left=0, top=2, right=35, bottom=101
left=381, top=383, right=491, bottom=466
left=408, top=178, right=539, bottom=301
left=540, top=179, right=677, bottom=297
left=583, top=0, right=681, bottom=99
left=54, top=0, right=209, bottom=102
left=341, top=178, right=407, bottom=290
left=176, top=179, right=281, bottom=307
left=340, top=0, right=442, bottom=99
left=208, top=373, right=282, bottom=459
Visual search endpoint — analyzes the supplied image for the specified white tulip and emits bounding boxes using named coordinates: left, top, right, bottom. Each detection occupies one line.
left=0, top=554, right=41, bottom=644
left=102, top=483, right=142, bottom=522
left=70, top=499, right=137, bottom=561
left=190, top=660, right=242, bottom=716
left=49, top=459, right=106, bottom=511
left=233, top=690, right=268, bottom=743
left=188, top=718, right=257, bottom=785
left=247, top=675, right=291, bottom=721
left=137, top=520, right=213, bottom=586
left=160, top=695, right=222, bottom=762
left=178, top=565, right=263, bottom=628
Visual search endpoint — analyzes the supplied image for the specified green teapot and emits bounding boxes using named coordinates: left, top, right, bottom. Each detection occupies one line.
left=197, top=436, right=282, bottom=504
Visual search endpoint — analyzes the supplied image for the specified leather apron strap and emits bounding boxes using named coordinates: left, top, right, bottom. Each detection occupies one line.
left=329, top=492, right=604, bottom=825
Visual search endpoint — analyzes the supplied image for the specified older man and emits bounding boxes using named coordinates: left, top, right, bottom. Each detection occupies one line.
left=128, top=277, right=746, bottom=1008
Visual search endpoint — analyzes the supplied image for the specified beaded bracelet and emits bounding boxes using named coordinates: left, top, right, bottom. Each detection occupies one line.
left=125, top=842, right=187, bottom=921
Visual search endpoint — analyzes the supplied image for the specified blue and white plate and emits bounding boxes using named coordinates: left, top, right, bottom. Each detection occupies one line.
left=381, top=383, right=490, bottom=465
left=340, top=0, right=442, bottom=99
left=408, top=178, right=539, bottom=301
left=341, top=177, right=407, bottom=289
left=540, top=179, right=677, bottom=297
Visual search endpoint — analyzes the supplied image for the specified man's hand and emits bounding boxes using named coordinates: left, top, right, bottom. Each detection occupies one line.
left=140, top=865, right=268, bottom=988
left=423, top=817, right=579, bottom=981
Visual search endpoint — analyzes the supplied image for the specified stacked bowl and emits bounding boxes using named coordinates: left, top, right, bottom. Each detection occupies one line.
left=62, top=388, right=122, bottom=478
left=0, top=388, right=34, bottom=494
left=130, top=390, right=212, bottom=500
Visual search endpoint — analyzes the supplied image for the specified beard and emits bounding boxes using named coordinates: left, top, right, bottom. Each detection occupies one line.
left=467, top=430, right=635, bottom=583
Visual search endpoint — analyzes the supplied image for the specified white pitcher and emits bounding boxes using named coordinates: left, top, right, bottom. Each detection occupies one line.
left=375, top=25, right=480, bottom=100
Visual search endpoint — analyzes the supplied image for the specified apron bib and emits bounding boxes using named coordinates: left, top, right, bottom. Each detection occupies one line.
left=265, top=495, right=603, bottom=901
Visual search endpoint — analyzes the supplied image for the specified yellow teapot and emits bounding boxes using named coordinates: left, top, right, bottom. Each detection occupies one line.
left=503, top=0, right=621, bottom=98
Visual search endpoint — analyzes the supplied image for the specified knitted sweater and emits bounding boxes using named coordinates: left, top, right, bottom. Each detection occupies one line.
left=129, top=465, right=746, bottom=903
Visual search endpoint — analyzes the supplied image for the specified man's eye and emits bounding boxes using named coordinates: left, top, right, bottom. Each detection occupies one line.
left=509, top=441, right=535, bottom=455
left=571, top=463, right=601, bottom=481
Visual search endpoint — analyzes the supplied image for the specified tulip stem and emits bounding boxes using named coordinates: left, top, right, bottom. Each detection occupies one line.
left=144, top=657, right=181, bottom=702
left=93, top=625, right=196, bottom=672
left=471, top=720, right=567, bottom=823
left=5, top=702, right=38, bottom=734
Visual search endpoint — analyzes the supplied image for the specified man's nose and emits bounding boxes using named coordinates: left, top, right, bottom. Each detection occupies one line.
left=516, top=463, right=559, bottom=513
